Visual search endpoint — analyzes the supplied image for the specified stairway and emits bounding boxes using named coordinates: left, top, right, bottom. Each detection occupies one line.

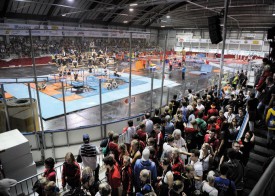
left=242, top=127, right=275, bottom=195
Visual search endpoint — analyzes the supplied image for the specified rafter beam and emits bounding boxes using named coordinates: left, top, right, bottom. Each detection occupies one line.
left=144, top=1, right=187, bottom=27
left=44, top=0, right=62, bottom=20
left=78, top=1, right=98, bottom=24
left=0, top=0, right=11, bottom=18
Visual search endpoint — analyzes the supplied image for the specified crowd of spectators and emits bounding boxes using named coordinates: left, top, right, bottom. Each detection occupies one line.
left=0, top=37, right=153, bottom=59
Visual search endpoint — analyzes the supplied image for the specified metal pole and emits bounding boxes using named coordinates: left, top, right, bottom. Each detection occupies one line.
left=0, top=84, right=10, bottom=131
left=99, top=79, right=103, bottom=139
left=217, top=0, right=229, bottom=96
left=128, top=32, right=132, bottom=118
left=27, top=84, right=40, bottom=150
left=150, top=72, right=154, bottom=113
left=61, top=81, right=69, bottom=146
left=29, top=29, right=45, bottom=161
left=160, top=34, right=168, bottom=110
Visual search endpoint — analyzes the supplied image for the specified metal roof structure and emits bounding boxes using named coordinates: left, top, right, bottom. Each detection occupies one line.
left=0, top=0, right=275, bottom=30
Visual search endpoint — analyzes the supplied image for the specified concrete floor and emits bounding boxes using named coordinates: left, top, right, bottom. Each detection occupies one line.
left=0, top=62, right=215, bottom=130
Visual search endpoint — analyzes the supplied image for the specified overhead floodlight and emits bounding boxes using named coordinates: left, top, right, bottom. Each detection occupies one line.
left=62, top=14, right=66, bottom=16
left=161, top=25, right=165, bottom=28
left=166, top=15, right=170, bottom=18
left=67, top=0, right=74, bottom=2
left=129, top=8, right=134, bottom=12
left=273, top=13, right=275, bottom=16
left=130, top=3, right=138, bottom=6
left=123, top=21, right=128, bottom=23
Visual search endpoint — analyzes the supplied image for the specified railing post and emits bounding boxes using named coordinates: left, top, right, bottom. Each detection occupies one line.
left=99, top=79, right=103, bottom=139
left=160, top=33, right=168, bottom=110
left=29, top=29, right=45, bottom=162
left=128, top=32, right=132, bottom=118
left=61, top=81, right=69, bottom=146
left=0, top=84, right=11, bottom=131
left=150, top=72, right=154, bottom=113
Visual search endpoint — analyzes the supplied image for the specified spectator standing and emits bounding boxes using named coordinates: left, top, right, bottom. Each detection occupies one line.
left=103, top=156, right=121, bottom=196
left=62, top=152, right=81, bottom=190
left=134, top=148, right=157, bottom=192
left=214, top=164, right=237, bottom=196
left=124, top=120, right=136, bottom=152
left=190, top=149, right=203, bottom=191
left=78, top=134, right=100, bottom=182
left=143, top=113, right=154, bottom=134
left=43, top=157, right=56, bottom=182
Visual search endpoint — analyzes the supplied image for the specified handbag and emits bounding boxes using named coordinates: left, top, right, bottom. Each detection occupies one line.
left=77, top=154, right=82, bottom=163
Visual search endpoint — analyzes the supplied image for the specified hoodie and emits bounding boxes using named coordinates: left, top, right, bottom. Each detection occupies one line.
left=134, top=159, right=157, bottom=191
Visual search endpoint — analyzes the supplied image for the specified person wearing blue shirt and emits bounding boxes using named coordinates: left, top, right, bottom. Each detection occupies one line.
left=182, top=65, right=186, bottom=81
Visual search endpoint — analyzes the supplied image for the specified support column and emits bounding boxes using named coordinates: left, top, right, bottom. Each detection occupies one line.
left=217, top=0, right=229, bottom=97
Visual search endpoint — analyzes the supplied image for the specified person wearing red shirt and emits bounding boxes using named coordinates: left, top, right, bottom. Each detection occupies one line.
left=207, top=103, right=219, bottom=118
left=108, top=133, right=120, bottom=163
left=121, top=156, right=133, bottom=195
left=62, top=152, right=81, bottom=190
left=204, top=129, right=220, bottom=152
left=216, top=110, right=226, bottom=128
left=207, top=117, right=221, bottom=134
left=103, top=156, right=121, bottom=196
left=171, top=149, right=184, bottom=180
left=136, top=123, right=147, bottom=144
left=43, top=157, right=56, bottom=182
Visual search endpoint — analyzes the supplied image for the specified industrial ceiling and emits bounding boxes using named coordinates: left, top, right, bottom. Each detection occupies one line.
left=0, top=0, right=275, bottom=30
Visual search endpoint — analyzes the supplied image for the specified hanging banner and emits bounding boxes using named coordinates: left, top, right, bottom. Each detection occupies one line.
left=0, top=23, right=150, bottom=39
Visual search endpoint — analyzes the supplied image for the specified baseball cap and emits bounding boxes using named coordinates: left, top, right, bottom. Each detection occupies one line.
left=141, top=148, right=150, bottom=161
left=83, top=134, right=90, bottom=141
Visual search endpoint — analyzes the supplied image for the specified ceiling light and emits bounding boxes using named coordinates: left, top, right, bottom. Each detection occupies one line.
left=130, top=3, right=138, bottom=6
left=273, top=13, right=275, bottom=16
left=161, top=26, right=165, bottom=28
left=123, top=21, right=128, bottom=23
left=62, top=14, right=66, bottom=16
left=129, top=8, right=134, bottom=12
left=67, top=0, right=74, bottom=2
left=166, top=15, right=170, bottom=18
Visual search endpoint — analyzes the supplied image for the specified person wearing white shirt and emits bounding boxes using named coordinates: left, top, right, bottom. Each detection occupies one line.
left=187, top=89, right=194, bottom=104
left=190, top=149, right=203, bottom=190
left=143, top=113, right=154, bottom=134
left=201, top=171, right=218, bottom=196
left=196, top=99, right=205, bottom=111
left=173, top=129, right=188, bottom=162
left=224, top=106, right=236, bottom=123
left=124, top=120, right=136, bottom=152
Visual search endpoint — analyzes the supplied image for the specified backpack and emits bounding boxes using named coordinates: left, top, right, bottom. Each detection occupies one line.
left=267, top=108, right=275, bottom=129
left=100, top=138, right=109, bottom=156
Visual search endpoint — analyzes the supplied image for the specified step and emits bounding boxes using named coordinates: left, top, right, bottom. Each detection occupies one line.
left=254, top=128, right=268, bottom=138
left=249, top=152, right=268, bottom=164
left=244, top=167, right=262, bottom=181
left=254, top=145, right=275, bottom=157
left=242, top=188, right=251, bottom=196
left=243, top=177, right=259, bottom=189
left=254, top=136, right=268, bottom=147
left=246, top=161, right=263, bottom=172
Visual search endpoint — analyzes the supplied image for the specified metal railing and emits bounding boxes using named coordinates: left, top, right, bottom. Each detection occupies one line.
left=250, top=157, right=275, bottom=196
left=10, top=154, right=104, bottom=196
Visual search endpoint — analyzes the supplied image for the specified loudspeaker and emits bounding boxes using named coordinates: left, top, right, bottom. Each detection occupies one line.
left=267, top=26, right=275, bottom=40
left=208, top=16, right=223, bottom=44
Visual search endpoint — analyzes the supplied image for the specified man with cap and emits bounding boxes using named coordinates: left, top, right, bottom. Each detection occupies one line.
left=134, top=148, right=157, bottom=193
left=78, top=134, right=100, bottom=182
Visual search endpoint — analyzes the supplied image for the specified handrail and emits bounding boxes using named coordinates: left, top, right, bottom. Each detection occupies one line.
left=10, top=154, right=104, bottom=196
left=249, top=157, right=275, bottom=196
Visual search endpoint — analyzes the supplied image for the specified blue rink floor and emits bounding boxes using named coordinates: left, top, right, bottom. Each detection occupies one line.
left=3, top=72, right=180, bottom=119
